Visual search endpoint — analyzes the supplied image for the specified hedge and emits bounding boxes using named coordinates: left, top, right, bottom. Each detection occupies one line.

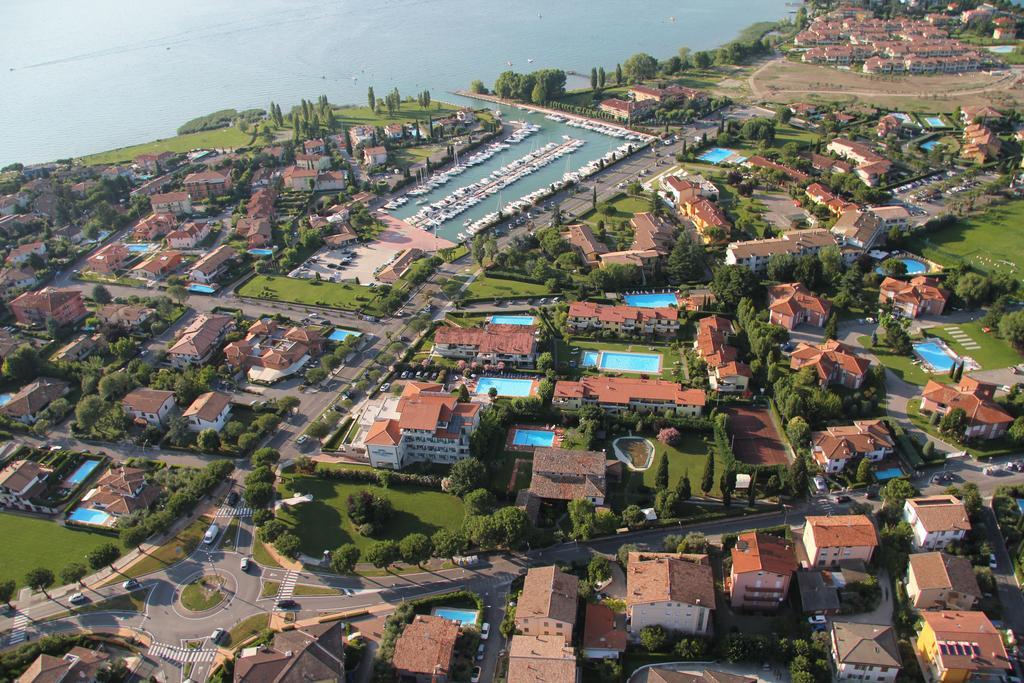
left=313, top=464, right=443, bottom=490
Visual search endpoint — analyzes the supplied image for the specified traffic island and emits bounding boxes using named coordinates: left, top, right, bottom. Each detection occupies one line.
left=180, top=574, right=228, bottom=612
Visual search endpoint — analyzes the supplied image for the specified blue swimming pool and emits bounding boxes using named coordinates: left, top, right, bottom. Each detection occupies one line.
left=65, top=460, right=100, bottom=486
left=329, top=328, right=362, bottom=342
left=512, top=429, right=556, bottom=447
left=68, top=507, right=112, bottom=526
left=875, top=468, right=903, bottom=481
left=583, top=350, right=662, bottom=373
left=476, top=377, right=534, bottom=397
left=0, top=393, right=12, bottom=408
left=989, top=45, right=1015, bottom=54
left=698, top=147, right=743, bottom=164
left=126, top=243, right=157, bottom=253
left=623, top=293, right=679, bottom=308
left=914, top=340, right=957, bottom=373
left=188, top=284, right=216, bottom=294
left=924, top=116, right=947, bottom=128
left=490, top=315, right=536, bottom=326
left=920, top=140, right=939, bottom=152
left=1016, top=499, right=1024, bottom=514
left=247, top=248, right=274, bottom=256
left=431, top=607, right=478, bottom=625
left=876, top=257, right=928, bottom=276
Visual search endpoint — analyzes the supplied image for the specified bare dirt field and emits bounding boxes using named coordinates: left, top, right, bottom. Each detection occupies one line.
left=749, top=58, right=1024, bottom=111
left=723, top=406, right=790, bottom=466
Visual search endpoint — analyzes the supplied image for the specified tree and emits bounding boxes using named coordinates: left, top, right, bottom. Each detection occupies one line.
left=3, top=344, right=41, bottom=381
left=700, top=452, right=715, bottom=495
left=306, top=421, right=330, bottom=439
left=457, top=384, right=471, bottom=403
left=274, top=532, right=301, bottom=559
left=196, top=428, right=220, bottom=452
left=999, top=310, right=1024, bottom=348
left=61, top=563, right=88, bottom=586
left=245, top=481, right=274, bottom=507
left=367, top=86, right=375, bottom=110
left=365, top=540, right=400, bottom=568
left=75, top=395, right=105, bottom=430
left=25, top=568, right=54, bottom=596
left=399, top=533, right=432, bottom=566
left=1010, top=416, right=1024, bottom=444
left=655, top=453, right=669, bottom=490
left=958, top=482, right=983, bottom=519
left=622, top=504, right=646, bottom=528
left=598, top=66, right=606, bottom=88
left=639, top=625, right=667, bottom=652
left=711, top=265, right=759, bottom=310
left=251, top=447, right=281, bottom=469
left=492, top=506, right=530, bottom=548
left=166, top=284, right=188, bottom=305
left=615, top=63, right=623, bottom=85
left=446, top=458, right=487, bottom=497
left=588, top=554, right=611, bottom=584
left=676, top=474, right=692, bottom=501
left=331, top=544, right=361, bottom=574
left=823, top=314, right=838, bottom=341
left=568, top=498, right=597, bottom=540
left=786, top=416, right=810, bottom=448
left=939, top=407, right=968, bottom=440
left=881, top=478, right=917, bottom=510
left=431, top=529, right=467, bottom=559
left=657, top=427, right=681, bottom=446
left=954, top=272, right=990, bottom=308
left=537, top=352, right=554, bottom=372
left=91, top=284, right=112, bottom=304
left=855, top=457, right=873, bottom=484
left=622, top=53, right=658, bottom=82
left=678, top=531, right=708, bottom=553
left=119, top=525, right=148, bottom=551
left=88, top=542, right=121, bottom=571
left=790, top=454, right=809, bottom=498
left=464, top=488, right=495, bottom=516
left=0, top=579, right=14, bottom=607
left=469, top=79, right=487, bottom=94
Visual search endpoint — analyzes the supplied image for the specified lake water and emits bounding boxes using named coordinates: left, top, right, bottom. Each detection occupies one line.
left=0, top=0, right=792, bottom=165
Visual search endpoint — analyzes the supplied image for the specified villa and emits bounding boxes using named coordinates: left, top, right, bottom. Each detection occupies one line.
left=526, top=447, right=608, bottom=505
left=150, top=191, right=192, bottom=215
left=10, top=287, right=87, bottom=327
left=802, top=515, right=878, bottom=567
left=811, top=420, right=895, bottom=473
left=392, top=615, right=459, bottom=683
left=825, top=138, right=892, bottom=186
left=132, top=212, right=177, bottom=241
left=566, top=301, right=679, bottom=336
left=165, top=220, right=211, bottom=249
left=725, top=229, right=837, bottom=273
left=915, top=611, right=1011, bottom=683
left=17, top=647, right=110, bottom=683
left=566, top=224, right=609, bottom=266
left=553, top=376, right=705, bottom=416
left=377, top=248, right=423, bottom=284
left=507, top=635, right=578, bottom=683
left=167, top=313, right=235, bottom=368
left=363, top=146, right=388, bottom=166
left=189, top=245, right=237, bottom=284
left=135, top=151, right=175, bottom=173
left=0, top=378, right=70, bottom=425
left=830, top=622, right=901, bottom=683
left=729, top=532, right=797, bottom=611
left=515, top=566, right=579, bottom=644
left=183, top=169, right=232, bottom=198
left=879, top=276, right=948, bottom=318
left=626, top=552, right=715, bottom=636
left=694, top=316, right=751, bottom=394
left=767, top=283, right=831, bottom=330
left=433, top=323, right=538, bottom=367
left=86, top=242, right=130, bottom=274
left=903, top=495, right=971, bottom=551
left=599, top=98, right=652, bottom=121
left=6, top=241, right=46, bottom=266
left=131, top=250, right=184, bottom=281
left=77, top=465, right=162, bottom=520
left=232, top=622, right=345, bottom=683
left=223, top=318, right=324, bottom=383
left=122, top=388, right=176, bottom=426
left=0, top=459, right=52, bottom=511
left=906, top=552, right=981, bottom=611
left=920, top=377, right=1013, bottom=440
left=790, top=340, right=871, bottom=389
left=182, top=391, right=233, bottom=432
left=95, top=303, right=154, bottom=330
left=680, top=197, right=731, bottom=243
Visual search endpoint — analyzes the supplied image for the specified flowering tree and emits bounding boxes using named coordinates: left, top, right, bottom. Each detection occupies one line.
left=657, top=427, right=681, bottom=446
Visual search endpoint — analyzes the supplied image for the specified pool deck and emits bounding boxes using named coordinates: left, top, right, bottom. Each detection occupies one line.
left=505, top=424, right=562, bottom=452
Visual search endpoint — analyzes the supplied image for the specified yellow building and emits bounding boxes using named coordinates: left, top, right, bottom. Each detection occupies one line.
left=915, top=611, right=1011, bottom=683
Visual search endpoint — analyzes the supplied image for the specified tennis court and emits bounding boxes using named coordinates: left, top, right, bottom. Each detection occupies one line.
left=723, top=406, right=789, bottom=465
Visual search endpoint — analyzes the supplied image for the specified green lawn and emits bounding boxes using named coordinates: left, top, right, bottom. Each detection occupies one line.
left=905, top=201, right=1024, bottom=279
left=332, top=102, right=458, bottom=128
left=0, top=513, right=124, bottom=590
left=119, top=516, right=211, bottom=580
left=580, top=194, right=652, bottom=228
left=80, top=127, right=253, bottom=165
left=858, top=335, right=947, bottom=387
left=612, top=432, right=721, bottom=509
left=180, top=575, right=226, bottom=612
left=225, top=613, right=270, bottom=647
left=924, top=322, right=1022, bottom=371
left=275, top=475, right=465, bottom=559
left=239, top=275, right=386, bottom=315
left=463, top=275, right=553, bottom=299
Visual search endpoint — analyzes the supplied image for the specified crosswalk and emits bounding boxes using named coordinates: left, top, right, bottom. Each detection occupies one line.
left=276, top=570, right=297, bottom=602
left=214, top=506, right=253, bottom=518
left=148, top=642, right=217, bottom=663
left=8, top=614, right=27, bottom=645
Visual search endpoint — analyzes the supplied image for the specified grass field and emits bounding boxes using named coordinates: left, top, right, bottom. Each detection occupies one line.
left=80, top=127, right=253, bottom=165
left=463, top=275, right=553, bottom=299
left=0, top=513, right=123, bottom=590
left=120, top=516, right=211, bottom=580
left=332, top=102, right=458, bottom=128
left=613, top=432, right=721, bottom=507
left=252, top=537, right=282, bottom=568
left=925, top=322, right=1022, bottom=371
left=239, top=275, right=385, bottom=314
left=276, top=475, right=465, bottom=559
left=181, top=575, right=226, bottom=612
left=225, top=613, right=270, bottom=647
left=905, top=202, right=1024, bottom=279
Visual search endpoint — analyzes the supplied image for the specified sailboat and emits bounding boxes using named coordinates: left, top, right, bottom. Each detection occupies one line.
left=527, top=58, right=535, bottom=63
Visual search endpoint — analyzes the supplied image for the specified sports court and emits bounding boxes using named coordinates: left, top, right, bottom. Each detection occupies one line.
left=723, top=406, right=790, bottom=466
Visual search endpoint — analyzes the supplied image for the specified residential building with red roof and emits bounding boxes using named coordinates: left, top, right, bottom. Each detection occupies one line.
left=295, top=153, right=331, bottom=171
left=122, top=388, right=176, bottom=426
left=10, top=287, right=87, bottom=327
left=553, top=376, right=705, bottom=417
left=96, top=303, right=154, bottom=330
left=506, top=635, right=578, bottom=683
left=362, top=146, right=388, bottom=166
left=0, top=265, right=38, bottom=296
left=183, top=169, right=232, bottom=198
left=681, top=197, right=731, bottom=243
left=303, top=138, right=326, bottom=155
left=132, top=212, right=177, bottom=241
left=693, top=316, right=751, bottom=394
left=434, top=323, right=538, bottom=366
left=599, top=98, right=652, bottom=121
left=566, top=223, right=609, bottom=266
left=0, top=378, right=70, bottom=425
left=627, top=552, right=715, bottom=636
left=729, top=532, right=798, bottom=610
left=811, top=419, right=894, bottom=473
left=183, top=391, right=233, bottom=433
left=77, top=465, right=162, bottom=520
left=6, top=241, right=46, bottom=266
left=725, top=229, right=837, bottom=273
left=768, top=283, right=831, bottom=330
left=223, top=318, right=323, bottom=384
left=363, top=382, right=483, bottom=470
left=392, top=615, right=459, bottom=683
left=189, top=244, right=237, bottom=284
left=515, top=566, right=579, bottom=644
left=743, top=155, right=810, bottom=183
left=906, top=552, right=981, bottom=611
left=790, top=340, right=870, bottom=389
left=86, top=242, right=130, bottom=275
left=282, top=166, right=317, bottom=191
left=630, top=212, right=676, bottom=255
left=566, top=301, right=679, bottom=337
left=16, top=646, right=110, bottom=683
left=582, top=603, right=627, bottom=659
left=377, top=248, right=423, bottom=284
left=150, top=191, right=192, bottom=215
left=166, top=220, right=211, bottom=249
left=131, top=250, right=184, bottom=281
left=920, top=377, right=1012, bottom=440
left=527, top=447, right=608, bottom=505
left=802, top=515, right=878, bottom=567
left=167, top=313, right=235, bottom=368
left=830, top=622, right=901, bottom=683
left=232, top=621, right=345, bottom=683
left=0, top=459, right=52, bottom=511
left=135, top=151, right=175, bottom=173
left=235, top=216, right=272, bottom=248
left=903, top=495, right=971, bottom=551
left=915, top=611, right=1011, bottom=682
left=879, top=275, right=948, bottom=318
left=825, top=138, right=892, bottom=186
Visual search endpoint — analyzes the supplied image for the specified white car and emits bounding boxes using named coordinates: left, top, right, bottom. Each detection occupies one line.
left=480, top=622, right=490, bottom=640
left=813, top=476, right=827, bottom=493
left=379, top=382, right=391, bottom=393
left=240, top=557, right=251, bottom=572
left=990, top=553, right=998, bottom=570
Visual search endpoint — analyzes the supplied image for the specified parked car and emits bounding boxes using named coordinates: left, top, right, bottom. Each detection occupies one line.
left=69, top=593, right=87, bottom=605
left=832, top=494, right=851, bottom=504
left=122, top=579, right=141, bottom=591
left=210, top=628, right=226, bottom=644
left=240, top=557, right=251, bottom=572
left=990, top=554, right=999, bottom=570
left=296, top=435, right=308, bottom=445
left=808, top=615, right=827, bottom=631
left=475, top=644, right=486, bottom=661
left=480, top=622, right=490, bottom=640
left=813, top=476, right=827, bottom=493
left=276, top=599, right=298, bottom=609
left=379, top=382, right=391, bottom=393
left=471, top=666, right=482, bottom=683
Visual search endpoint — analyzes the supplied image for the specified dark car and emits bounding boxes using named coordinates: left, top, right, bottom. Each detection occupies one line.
left=276, top=599, right=298, bottom=609
left=832, top=494, right=851, bottom=504
left=226, top=491, right=239, bottom=506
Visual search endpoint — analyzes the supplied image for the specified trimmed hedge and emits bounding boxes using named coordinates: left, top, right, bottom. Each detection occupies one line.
left=314, top=464, right=443, bottom=490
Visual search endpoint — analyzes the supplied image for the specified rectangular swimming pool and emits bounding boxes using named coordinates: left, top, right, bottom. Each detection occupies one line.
left=431, top=607, right=478, bottom=626
left=188, top=284, right=216, bottom=294
left=65, top=459, right=100, bottom=486
left=924, top=116, right=946, bottom=127
left=489, top=315, right=536, bottom=326
left=68, top=507, right=112, bottom=526
left=914, top=340, right=956, bottom=373
left=125, top=243, right=157, bottom=253
left=698, top=147, right=743, bottom=164
left=512, top=429, right=556, bottom=447
left=583, top=350, right=661, bottom=373
left=875, top=467, right=903, bottom=481
left=623, top=293, right=678, bottom=308
left=476, top=377, right=534, bottom=397
left=329, top=328, right=361, bottom=342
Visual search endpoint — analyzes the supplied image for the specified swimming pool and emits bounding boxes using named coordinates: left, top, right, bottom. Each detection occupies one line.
left=512, top=429, right=556, bottom=447
left=476, top=377, right=534, bottom=397
left=247, top=248, right=274, bottom=256
left=431, top=607, right=478, bottom=626
left=875, top=467, right=903, bottom=481
left=924, top=116, right=947, bottom=128
left=489, top=315, right=536, bottom=326
left=0, top=393, right=12, bottom=408
left=914, top=340, right=957, bottom=373
left=876, top=257, right=928, bottom=276
left=920, top=140, right=939, bottom=152
left=698, top=147, right=745, bottom=165
left=65, top=460, right=100, bottom=486
left=68, top=507, right=112, bottom=526
left=126, top=243, right=157, bottom=253
left=1016, top=499, right=1024, bottom=514
left=329, top=328, right=362, bottom=342
left=989, top=45, right=1015, bottom=54
left=188, top=283, right=216, bottom=294
left=623, top=292, right=679, bottom=308
left=583, top=350, right=662, bottom=373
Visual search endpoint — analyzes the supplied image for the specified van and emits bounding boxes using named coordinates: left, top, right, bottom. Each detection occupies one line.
left=203, top=523, right=220, bottom=545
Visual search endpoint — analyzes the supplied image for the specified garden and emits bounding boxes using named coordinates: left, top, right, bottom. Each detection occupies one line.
left=905, top=201, right=1024, bottom=277
left=238, top=275, right=389, bottom=316
left=0, top=513, right=121, bottom=590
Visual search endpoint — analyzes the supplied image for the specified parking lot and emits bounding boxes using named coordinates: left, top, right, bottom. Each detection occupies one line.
left=288, top=244, right=396, bottom=285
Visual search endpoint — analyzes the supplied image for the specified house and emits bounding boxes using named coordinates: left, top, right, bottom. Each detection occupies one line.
left=10, top=287, right=87, bottom=327
left=566, top=223, right=609, bottom=266
left=811, top=153, right=852, bottom=175
left=6, top=241, right=46, bottom=266
left=598, top=248, right=661, bottom=276
left=805, top=183, right=855, bottom=216
left=150, top=191, right=192, bottom=215
left=725, top=229, right=837, bottom=273
left=315, top=171, right=347, bottom=192
left=362, top=146, right=388, bottom=166
left=729, top=532, right=797, bottom=611
left=811, top=420, right=895, bottom=473
left=0, top=265, right=38, bottom=295
left=961, top=124, right=1002, bottom=163
left=515, top=566, right=579, bottom=644
left=553, top=377, right=706, bottom=417
left=377, top=248, right=423, bottom=284
left=86, top=242, right=130, bottom=274
left=122, top=388, right=176, bottom=426
left=663, top=174, right=718, bottom=204
left=364, top=382, right=482, bottom=470
left=825, top=138, right=892, bottom=186
left=907, top=552, right=981, bottom=611
left=630, top=212, right=676, bottom=255
left=599, top=98, right=651, bottom=121
left=133, top=212, right=178, bottom=240
left=165, top=220, right=211, bottom=249
left=0, top=378, right=70, bottom=425
left=348, top=125, right=375, bottom=147
left=131, top=250, right=184, bottom=281
left=831, top=210, right=884, bottom=251
left=830, top=622, right=901, bottom=682
left=223, top=318, right=324, bottom=383
left=282, top=166, right=318, bottom=191
left=391, top=615, right=459, bottom=683
left=95, top=303, right=154, bottom=330
left=52, top=334, right=100, bottom=362
left=0, top=459, right=51, bottom=511
left=743, top=155, right=810, bottom=183
left=904, top=495, right=971, bottom=551
left=961, top=105, right=1003, bottom=125
left=527, top=447, right=608, bottom=505
left=303, top=138, right=326, bottom=155
left=77, top=465, right=162, bottom=520
left=626, top=552, right=715, bottom=636
left=582, top=603, right=627, bottom=659
left=167, top=314, right=234, bottom=368
left=232, top=621, right=345, bottom=683
left=879, top=276, right=949, bottom=318
left=16, top=646, right=110, bottom=683
left=790, top=340, right=871, bottom=389
left=294, top=153, right=331, bottom=171
left=796, top=569, right=843, bottom=615
left=915, top=611, right=1011, bottom=683
left=135, top=151, right=175, bottom=173
left=920, top=377, right=1013, bottom=440
left=236, top=217, right=272, bottom=248
left=183, top=391, right=232, bottom=432
left=433, top=324, right=538, bottom=367
left=680, top=197, right=731, bottom=243
left=183, top=170, right=232, bottom=198
left=506, top=635, right=578, bottom=683
left=694, top=316, right=750, bottom=394
left=802, top=515, right=878, bottom=567
left=767, top=283, right=831, bottom=330
left=566, top=301, right=679, bottom=337
left=189, top=245, right=237, bottom=284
